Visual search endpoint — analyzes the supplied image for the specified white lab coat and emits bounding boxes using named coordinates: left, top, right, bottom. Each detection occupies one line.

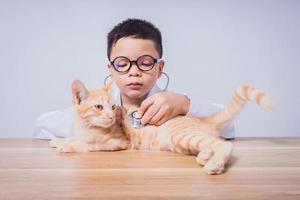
left=33, top=84, right=235, bottom=140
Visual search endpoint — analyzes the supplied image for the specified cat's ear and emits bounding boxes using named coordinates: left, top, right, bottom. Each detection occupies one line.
left=71, top=80, right=89, bottom=105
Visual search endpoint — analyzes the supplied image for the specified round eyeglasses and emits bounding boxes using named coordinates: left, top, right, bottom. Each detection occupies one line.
left=110, top=55, right=161, bottom=73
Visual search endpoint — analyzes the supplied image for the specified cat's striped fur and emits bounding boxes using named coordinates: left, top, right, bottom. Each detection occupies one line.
left=50, top=81, right=273, bottom=175
left=120, top=84, right=273, bottom=174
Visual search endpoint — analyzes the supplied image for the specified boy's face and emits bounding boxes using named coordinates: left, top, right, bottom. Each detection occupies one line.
left=108, top=37, right=164, bottom=100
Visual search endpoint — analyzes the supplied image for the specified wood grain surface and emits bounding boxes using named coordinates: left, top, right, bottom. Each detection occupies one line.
left=0, top=138, right=299, bottom=200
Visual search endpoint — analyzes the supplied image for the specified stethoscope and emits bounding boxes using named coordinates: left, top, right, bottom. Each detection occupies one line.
left=128, top=111, right=144, bottom=128
left=104, top=72, right=170, bottom=128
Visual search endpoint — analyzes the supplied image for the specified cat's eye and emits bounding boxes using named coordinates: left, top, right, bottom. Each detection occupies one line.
left=94, top=104, right=103, bottom=110
left=112, top=105, right=116, bottom=110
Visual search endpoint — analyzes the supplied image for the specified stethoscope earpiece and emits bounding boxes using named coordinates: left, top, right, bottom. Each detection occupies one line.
left=160, top=72, right=169, bottom=92
left=104, top=75, right=112, bottom=86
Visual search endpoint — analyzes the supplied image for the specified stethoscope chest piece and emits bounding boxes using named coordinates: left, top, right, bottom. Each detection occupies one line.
left=129, top=110, right=144, bottom=129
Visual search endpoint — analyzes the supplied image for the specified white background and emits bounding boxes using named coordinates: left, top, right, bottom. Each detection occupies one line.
left=0, top=0, right=299, bottom=137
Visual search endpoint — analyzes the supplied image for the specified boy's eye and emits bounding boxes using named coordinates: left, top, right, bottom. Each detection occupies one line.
left=141, top=62, right=153, bottom=67
left=138, top=57, right=154, bottom=68
left=112, top=105, right=116, bottom=110
left=116, top=63, right=128, bottom=68
left=115, top=58, right=129, bottom=68
left=94, top=104, right=103, bottom=110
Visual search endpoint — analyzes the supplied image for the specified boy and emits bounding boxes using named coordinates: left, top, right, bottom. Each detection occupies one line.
left=34, top=19, right=234, bottom=139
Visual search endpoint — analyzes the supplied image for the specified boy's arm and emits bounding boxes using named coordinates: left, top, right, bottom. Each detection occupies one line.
left=139, top=92, right=190, bottom=125
left=139, top=92, right=235, bottom=139
left=33, top=107, right=74, bottom=139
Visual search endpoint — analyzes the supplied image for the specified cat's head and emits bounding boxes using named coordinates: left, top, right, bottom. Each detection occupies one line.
left=71, top=80, right=118, bottom=128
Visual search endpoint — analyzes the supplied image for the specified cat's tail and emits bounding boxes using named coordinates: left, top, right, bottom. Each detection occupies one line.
left=203, top=84, right=274, bottom=128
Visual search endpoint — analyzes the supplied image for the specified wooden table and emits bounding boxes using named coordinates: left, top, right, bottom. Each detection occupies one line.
left=0, top=138, right=299, bottom=200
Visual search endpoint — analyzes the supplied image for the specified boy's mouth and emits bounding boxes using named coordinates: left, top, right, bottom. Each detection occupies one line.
left=127, top=82, right=143, bottom=90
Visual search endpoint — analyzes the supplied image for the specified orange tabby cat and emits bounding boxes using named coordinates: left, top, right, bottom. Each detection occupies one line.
left=50, top=80, right=273, bottom=175
left=120, top=84, right=273, bottom=174
left=49, top=80, right=129, bottom=152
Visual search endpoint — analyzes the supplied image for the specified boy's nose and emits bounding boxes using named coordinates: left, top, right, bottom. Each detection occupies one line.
left=128, top=64, right=141, bottom=76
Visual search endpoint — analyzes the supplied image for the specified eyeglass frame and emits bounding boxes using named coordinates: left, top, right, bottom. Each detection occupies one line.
left=109, top=54, right=162, bottom=73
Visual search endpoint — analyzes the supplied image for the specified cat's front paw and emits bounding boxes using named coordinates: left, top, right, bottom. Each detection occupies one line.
left=121, top=140, right=131, bottom=150
left=56, top=143, right=76, bottom=153
left=56, top=142, right=89, bottom=153
left=196, top=149, right=213, bottom=166
left=49, top=138, right=62, bottom=148
left=203, top=159, right=225, bottom=175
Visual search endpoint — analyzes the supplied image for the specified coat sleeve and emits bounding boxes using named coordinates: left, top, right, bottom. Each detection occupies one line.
left=33, top=107, right=74, bottom=140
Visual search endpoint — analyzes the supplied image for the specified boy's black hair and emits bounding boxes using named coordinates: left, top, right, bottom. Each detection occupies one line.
left=107, top=18, right=163, bottom=60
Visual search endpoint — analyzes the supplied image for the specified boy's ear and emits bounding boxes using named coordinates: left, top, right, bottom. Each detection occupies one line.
left=158, top=60, right=165, bottom=78
left=108, top=64, right=114, bottom=74
left=71, top=80, right=89, bottom=105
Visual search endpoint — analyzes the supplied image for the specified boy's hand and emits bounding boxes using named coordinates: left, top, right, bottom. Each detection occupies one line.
left=138, top=92, right=190, bottom=126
